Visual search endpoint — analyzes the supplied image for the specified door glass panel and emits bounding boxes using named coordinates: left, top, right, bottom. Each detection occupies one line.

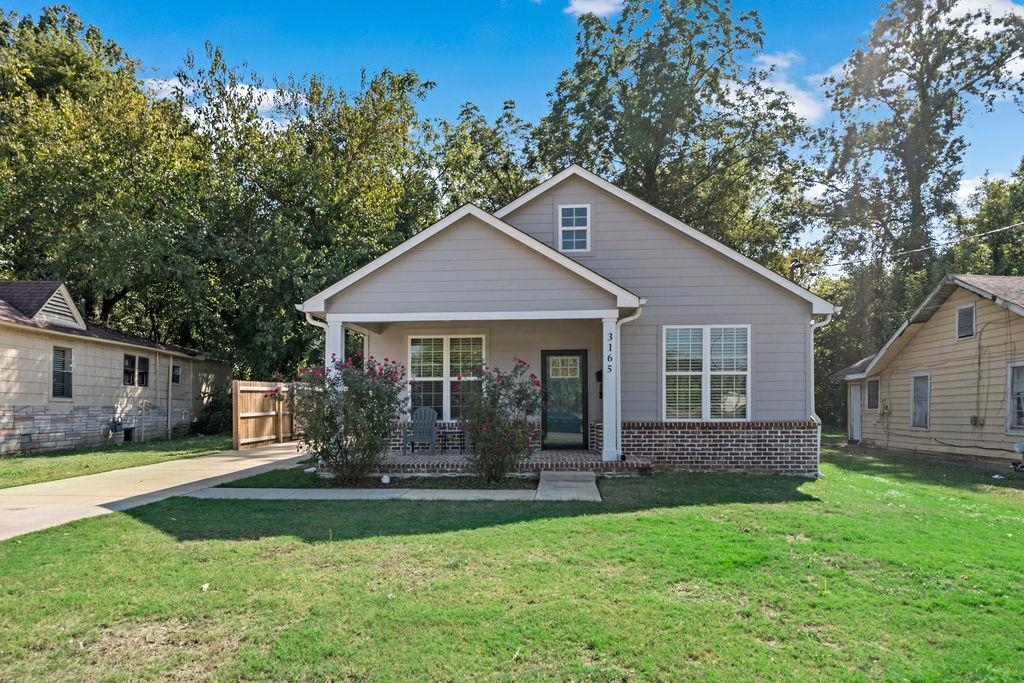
left=543, top=352, right=585, bottom=448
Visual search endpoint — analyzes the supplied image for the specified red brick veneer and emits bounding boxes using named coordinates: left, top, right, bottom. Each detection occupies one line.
left=589, top=420, right=819, bottom=476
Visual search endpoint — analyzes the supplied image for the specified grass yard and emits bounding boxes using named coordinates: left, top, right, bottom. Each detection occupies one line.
left=219, top=467, right=538, bottom=489
left=1, top=442, right=1023, bottom=681
left=0, top=434, right=232, bottom=489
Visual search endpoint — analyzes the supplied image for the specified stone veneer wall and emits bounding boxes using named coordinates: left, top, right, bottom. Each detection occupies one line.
left=0, top=404, right=184, bottom=456
left=588, top=420, right=820, bottom=476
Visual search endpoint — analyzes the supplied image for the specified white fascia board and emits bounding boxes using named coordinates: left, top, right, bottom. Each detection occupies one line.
left=495, top=165, right=836, bottom=315
left=324, top=310, right=621, bottom=323
left=299, top=204, right=640, bottom=313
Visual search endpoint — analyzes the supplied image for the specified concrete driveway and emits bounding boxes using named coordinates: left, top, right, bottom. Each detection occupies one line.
left=0, top=443, right=303, bottom=541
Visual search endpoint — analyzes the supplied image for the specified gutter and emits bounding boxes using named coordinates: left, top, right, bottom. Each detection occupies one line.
left=304, top=312, right=328, bottom=330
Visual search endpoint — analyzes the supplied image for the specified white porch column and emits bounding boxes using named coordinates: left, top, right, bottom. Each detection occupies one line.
left=325, top=321, right=345, bottom=372
left=601, top=317, right=621, bottom=461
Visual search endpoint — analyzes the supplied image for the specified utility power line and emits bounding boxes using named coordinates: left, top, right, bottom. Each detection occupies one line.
left=821, top=219, right=1024, bottom=270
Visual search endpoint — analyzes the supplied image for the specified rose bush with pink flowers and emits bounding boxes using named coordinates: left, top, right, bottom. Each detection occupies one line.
left=292, top=355, right=408, bottom=482
left=461, top=358, right=542, bottom=482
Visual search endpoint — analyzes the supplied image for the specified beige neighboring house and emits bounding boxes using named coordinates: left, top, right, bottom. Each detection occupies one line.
left=0, top=281, right=231, bottom=455
left=834, top=274, right=1024, bottom=465
left=298, top=166, right=839, bottom=475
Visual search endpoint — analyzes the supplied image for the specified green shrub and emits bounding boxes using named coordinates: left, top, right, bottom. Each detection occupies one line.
left=461, top=359, right=542, bottom=482
left=292, top=355, right=407, bottom=482
left=192, top=386, right=232, bottom=435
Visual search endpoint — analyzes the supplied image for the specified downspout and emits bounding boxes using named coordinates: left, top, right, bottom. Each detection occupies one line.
left=615, top=303, right=644, bottom=459
left=809, top=313, right=834, bottom=475
left=166, top=353, right=172, bottom=440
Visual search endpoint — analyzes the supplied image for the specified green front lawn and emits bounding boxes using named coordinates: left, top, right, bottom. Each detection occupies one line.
left=1, top=444, right=1022, bottom=680
left=0, top=434, right=232, bottom=489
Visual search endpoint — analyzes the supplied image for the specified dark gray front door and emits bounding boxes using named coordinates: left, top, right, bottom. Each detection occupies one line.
left=541, top=350, right=588, bottom=450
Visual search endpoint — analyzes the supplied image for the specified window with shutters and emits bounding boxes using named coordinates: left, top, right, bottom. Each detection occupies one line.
left=52, top=347, right=73, bottom=399
left=955, top=303, right=975, bottom=339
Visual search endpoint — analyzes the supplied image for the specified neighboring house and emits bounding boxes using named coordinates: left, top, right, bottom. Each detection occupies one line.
left=834, top=274, right=1024, bottom=464
left=298, top=166, right=838, bottom=475
left=0, top=281, right=230, bottom=455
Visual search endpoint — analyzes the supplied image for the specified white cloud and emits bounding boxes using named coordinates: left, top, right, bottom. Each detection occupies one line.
left=564, top=0, right=622, bottom=17
left=755, top=51, right=827, bottom=122
left=950, top=0, right=1024, bottom=19
left=956, top=173, right=1009, bottom=205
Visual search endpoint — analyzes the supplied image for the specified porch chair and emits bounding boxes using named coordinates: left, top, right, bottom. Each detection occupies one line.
left=402, top=407, right=438, bottom=454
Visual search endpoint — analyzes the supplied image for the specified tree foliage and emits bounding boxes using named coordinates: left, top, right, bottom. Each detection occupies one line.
left=535, top=0, right=814, bottom=266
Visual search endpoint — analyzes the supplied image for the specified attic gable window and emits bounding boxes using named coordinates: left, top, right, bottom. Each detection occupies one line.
left=559, top=204, right=590, bottom=253
left=956, top=303, right=976, bottom=339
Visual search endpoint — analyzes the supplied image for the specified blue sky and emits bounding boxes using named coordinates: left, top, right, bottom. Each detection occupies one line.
left=6, top=0, right=1024, bottom=195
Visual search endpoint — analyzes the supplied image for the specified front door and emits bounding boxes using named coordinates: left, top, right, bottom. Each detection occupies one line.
left=849, top=384, right=862, bottom=442
left=541, top=350, right=588, bottom=450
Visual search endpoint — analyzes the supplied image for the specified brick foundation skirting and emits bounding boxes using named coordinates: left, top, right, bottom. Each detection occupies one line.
left=389, top=420, right=542, bottom=453
left=589, top=420, right=820, bottom=476
left=0, top=404, right=188, bottom=456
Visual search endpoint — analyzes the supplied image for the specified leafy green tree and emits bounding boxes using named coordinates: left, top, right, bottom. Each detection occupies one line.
left=432, top=101, right=538, bottom=213
left=949, top=159, right=1024, bottom=275
left=818, top=0, right=1024, bottom=278
left=535, top=0, right=814, bottom=266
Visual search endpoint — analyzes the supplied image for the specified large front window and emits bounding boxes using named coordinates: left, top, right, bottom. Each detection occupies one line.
left=664, top=326, right=749, bottom=420
left=409, top=336, right=484, bottom=420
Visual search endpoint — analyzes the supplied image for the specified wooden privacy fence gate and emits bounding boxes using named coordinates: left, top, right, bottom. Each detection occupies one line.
left=232, top=380, right=295, bottom=450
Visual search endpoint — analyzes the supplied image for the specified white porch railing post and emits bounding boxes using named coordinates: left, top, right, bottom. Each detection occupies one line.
left=325, top=321, right=345, bottom=373
left=601, top=317, right=621, bottom=461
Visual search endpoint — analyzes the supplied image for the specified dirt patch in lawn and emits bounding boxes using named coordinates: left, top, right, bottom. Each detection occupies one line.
left=75, top=617, right=242, bottom=679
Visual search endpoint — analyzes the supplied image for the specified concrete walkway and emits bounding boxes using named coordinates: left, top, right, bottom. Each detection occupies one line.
left=185, top=470, right=603, bottom=502
left=0, top=443, right=303, bottom=541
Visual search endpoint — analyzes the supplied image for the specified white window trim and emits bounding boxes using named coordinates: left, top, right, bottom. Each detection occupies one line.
left=1006, top=361, right=1024, bottom=434
left=866, top=377, right=880, bottom=412
left=407, top=334, right=486, bottom=421
left=557, top=203, right=591, bottom=254
left=661, top=325, right=752, bottom=422
left=910, top=371, right=930, bottom=431
left=955, top=302, right=976, bottom=340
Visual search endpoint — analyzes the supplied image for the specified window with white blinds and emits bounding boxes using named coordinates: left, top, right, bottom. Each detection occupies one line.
left=409, top=336, right=484, bottom=420
left=664, top=326, right=749, bottom=421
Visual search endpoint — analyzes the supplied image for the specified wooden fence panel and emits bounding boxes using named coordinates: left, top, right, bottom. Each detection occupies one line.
left=231, top=380, right=296, bottom=450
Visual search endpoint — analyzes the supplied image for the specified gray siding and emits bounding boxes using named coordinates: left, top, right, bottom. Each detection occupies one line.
left=504, top=176, right=814, bottom=421
left=325, top=215, right=616, bottom=315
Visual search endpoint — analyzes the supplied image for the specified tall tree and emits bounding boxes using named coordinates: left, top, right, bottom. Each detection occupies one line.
left=535, top=0, right=813, bottom=266
left=174, top=46, right=438, bottom=375
left=432, top=101, right=537, bottom=213
left=0, top=6, right=214, bottom=339
left=819, top=0, right=1024, bottom=275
